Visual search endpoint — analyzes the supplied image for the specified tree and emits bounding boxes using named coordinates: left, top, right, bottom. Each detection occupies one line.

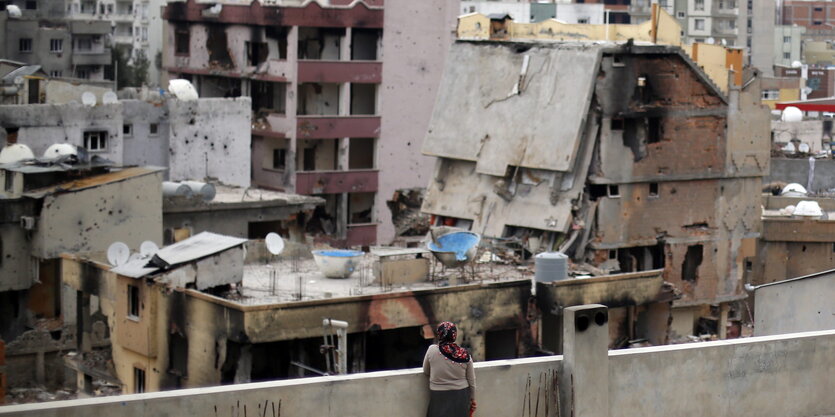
left=111, top=44, right=149, bottom=88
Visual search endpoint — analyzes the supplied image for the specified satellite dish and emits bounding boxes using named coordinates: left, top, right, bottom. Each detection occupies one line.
left=168, top=79, right=199, bottom=101
left=792, top=60, right=803, bottom=69
left=265, top=232, right=285, bottom=255
left=0, top=144, right=35, bottom=164
left=102, top=91, right=118, bottom=104
left=6, top=4, right=22, bottom=18
left=81, top=91, right=96, bottom=107
left=781, top=106, right=803, bottom=122
left=107, top=242, right=131, bottom=267
left=140, top=240, right=159, bottom=257
left=43, top=143, right=78, bottom=159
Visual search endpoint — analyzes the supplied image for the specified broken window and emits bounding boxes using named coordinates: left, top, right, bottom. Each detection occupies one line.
left=84, top=131, right=107, bottom=151
left=127, top=284, right=140, bottom=319
left=649, top=182, right=659, bottom=197
left=206, top=25, right=232, bottom=67
left=351, top=28, right=381, bottom=60
left=348, top=138, right=375, bottom=170
left=681, top=244, right=703, bottom=282
left=349, top=192, right=375, bottom=224
left=616, top=243, right=665, bottom=273
left=350, top=84, right=377, bottom=115
left=588, top=184, right=608, bottom=200
left=298, top=139, right=338, bottom=171
left=647, top=117, right=661, bottom=143
left=175, top=26, right=190, bottom=56
left=485, top=328, right=517, bottom=360
left=265, top=26, right=288, bottom=60
left=133, top=367, right=146, bottom=393
left=149, top=123, right=158, bottom=136
left=168, top=332, right=188, bottom=386
left=252, top=81, right=286, bottom=115
left=246, top=41, right=268, bottom=66
left=272, top=148, right=286, bottom=170
left=123, top=124, right=132, bottom=137
left=297, top=83, right=340, bottom=115
left=607, top=184, right=620, bottom=197
left=297, top=27, right=343, bottom=60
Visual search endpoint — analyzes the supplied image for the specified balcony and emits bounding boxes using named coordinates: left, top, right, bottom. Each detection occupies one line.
left=296, top=116, right=380, bottom=139
left=72, top=51, right=112, bottom=65
left=295, top=169, right=378, bottom=195
left=712, top=26, right=738, bottom=36
left=297, top=60, right=382, bottom=84
left=346, top=223, right=377, bottom=247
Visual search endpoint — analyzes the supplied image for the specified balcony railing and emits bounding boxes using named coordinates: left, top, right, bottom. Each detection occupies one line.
left=297, top=60, right=382, bottom=84
left=295, top=169, right=378, bottom=195
left=296, top=115, right=380, bottom=139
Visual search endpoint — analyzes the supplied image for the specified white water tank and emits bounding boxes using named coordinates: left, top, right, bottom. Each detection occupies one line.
left=535, top=252, right=568, bottom=283
left=181, top=181, right=216, bottom=201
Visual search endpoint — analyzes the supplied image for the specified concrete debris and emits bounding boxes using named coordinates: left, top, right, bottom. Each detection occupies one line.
left=387, top=188, right=431, bottom=237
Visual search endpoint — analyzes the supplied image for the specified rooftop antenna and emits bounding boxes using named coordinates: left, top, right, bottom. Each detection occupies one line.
left=140, top=240, right=159, bottom=257
left=265, top=233, right=285, bottom=296
left=106, top=242, right=130, bottom=267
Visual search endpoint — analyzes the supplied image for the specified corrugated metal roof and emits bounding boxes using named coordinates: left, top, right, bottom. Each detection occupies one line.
left=22, top=166, right=164, bottom=198
left=109, top=256, right=158, bottom=279
left=110, top=232, right=248, bottom=278
left=149, top=231, right=247, bottom=269
left=1, top=65, right=45, bottom=83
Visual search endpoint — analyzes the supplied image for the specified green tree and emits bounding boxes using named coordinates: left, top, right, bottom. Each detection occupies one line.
left=112, top=44, right=150, bottom=88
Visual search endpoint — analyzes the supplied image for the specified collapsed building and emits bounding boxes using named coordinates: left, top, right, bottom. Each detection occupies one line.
left=420, top=40, right=770, bottom=340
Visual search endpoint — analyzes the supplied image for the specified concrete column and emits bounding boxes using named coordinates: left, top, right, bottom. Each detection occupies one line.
left=719, top=303, right=730, bottom=340
left=287, top=26, right=299, bottom=191
left=560, top=304, right=609, bottom=417
left=341, top=27, right=352, bottom=61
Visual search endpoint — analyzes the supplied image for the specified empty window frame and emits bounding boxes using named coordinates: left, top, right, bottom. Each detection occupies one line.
left=127, top=284, right=140, bottom=318
left=681, top=244, right=704, bottom=282
left=272, top=148, right=286, bottom=170
left=84, top=131, right=107, bottom=151
left=19, top=38, right=32, bottom=53
left=246, top=41, right=268, bottom=66
left=123, top=124, right=133, bottom=137
left=133, top=367, right=146, bottom=393
left=149, top=123, right=159, bottom=136
left=649, top=182, right=659, bottom=197
left=175, top=26, right=190, bottom=55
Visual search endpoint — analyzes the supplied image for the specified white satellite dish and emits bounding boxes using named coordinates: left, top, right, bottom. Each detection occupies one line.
left=81, top=91, right=96, bottom=107
left=102, top=91, right=118, bottom=104
left=168, top=79, right=199, bottom=101
left=140, top=240, right=160, bottom=257
left=265, top=232, right=285, bottom=255
left=6, top=4, right=22, bottom=18
left=106, top=242, right=131, bottom=267
left=43, top=143, right=78, bottom=159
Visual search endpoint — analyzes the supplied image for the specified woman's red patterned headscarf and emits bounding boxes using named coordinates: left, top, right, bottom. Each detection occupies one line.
left=436, top=321, right=471, bottom=363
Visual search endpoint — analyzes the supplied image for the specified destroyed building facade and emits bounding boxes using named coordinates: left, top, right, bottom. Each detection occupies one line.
left=421, top=41, right=769, bottom=339
left=0, top=97, right=252, bottom=187
left=162, top=0, right=383, bottom=246
left=0, top=155, right=163, bottom=388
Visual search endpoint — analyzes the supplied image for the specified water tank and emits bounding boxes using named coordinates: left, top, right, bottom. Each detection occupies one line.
left=181, top=181, right=216, bottom=201
left=162, top=181, right=194, bottom=198
left=535, top=252, right=568, bottom=283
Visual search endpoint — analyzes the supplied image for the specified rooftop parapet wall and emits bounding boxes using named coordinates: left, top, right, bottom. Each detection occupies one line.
left=2, top=330, right=834, bottom=417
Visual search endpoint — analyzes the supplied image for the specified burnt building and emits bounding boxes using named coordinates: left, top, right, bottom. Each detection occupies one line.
left=162, top=0, right=383, bottom=247
left=421, top=40, right=769, bottom=340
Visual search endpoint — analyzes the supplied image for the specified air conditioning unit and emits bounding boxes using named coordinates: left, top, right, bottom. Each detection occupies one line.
left=20, top=216, right=36, bottom=230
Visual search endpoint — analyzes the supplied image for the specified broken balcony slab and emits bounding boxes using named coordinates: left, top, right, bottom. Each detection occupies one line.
left=422, top=41, right=601, bottom=175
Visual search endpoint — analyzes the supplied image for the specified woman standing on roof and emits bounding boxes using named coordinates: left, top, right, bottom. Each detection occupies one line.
left=423, top=321, right=476, bottom=417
